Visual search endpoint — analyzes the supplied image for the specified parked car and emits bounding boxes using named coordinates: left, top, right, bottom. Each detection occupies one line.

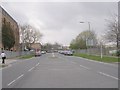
left=64, top=50, right=73, bottom=56
left=41, top=51, right=46, bottom=54
left=58, top=50, right=65, bottom=54
left=35, top=51, right=41, bottom=57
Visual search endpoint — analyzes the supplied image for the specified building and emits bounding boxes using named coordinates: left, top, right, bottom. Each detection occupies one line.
left=0, top=6, right=19, bottom=51
left=30, top=43, right=41, bottom=51
left=20, top=43, right=41, bottom=51
left=0, top=6, right=2, bottom=50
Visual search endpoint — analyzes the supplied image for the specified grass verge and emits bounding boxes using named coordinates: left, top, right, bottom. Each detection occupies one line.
left=19, top=54, right=34, bottom=59
left=74, top=53, right=120, bottom=63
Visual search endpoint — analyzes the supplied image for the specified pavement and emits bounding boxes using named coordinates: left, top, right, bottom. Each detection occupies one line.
left=0, top=59, right=17, bottom=67
left=0, top=58, right=19, bottom=69
left=1, top=53, right=119, bottom=88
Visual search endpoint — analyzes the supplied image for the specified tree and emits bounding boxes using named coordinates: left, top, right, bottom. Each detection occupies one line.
left=41, top=43, right=52, bottom=51
left=69, top=30, right=97, bottom=49
left=105, top=14, right=119, bottom=48
left=41, top=42, right=62, bottom=51
left=20, top=24, right=43, bottom=50
left=2, top=23, right=15, bottom=50
left=52, top=42, right=62, bottom=50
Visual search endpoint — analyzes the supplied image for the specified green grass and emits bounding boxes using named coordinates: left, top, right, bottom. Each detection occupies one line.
left=19, top=54, right=34, bottom=59
left=74, top=53, right=120, bottom=63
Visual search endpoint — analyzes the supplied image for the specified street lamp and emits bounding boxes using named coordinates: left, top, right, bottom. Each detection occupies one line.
left=80, top=22, right=91, bottom=31
left=80, top=21, right=91, bottom=55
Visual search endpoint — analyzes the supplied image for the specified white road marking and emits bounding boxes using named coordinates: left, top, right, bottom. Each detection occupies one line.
left=71, top=61, right=76, bottom=64
left=28, top=67, right=35, bottom=72
left=79, top=65, right=90, bottom=70
left=35, top=63, right=40, bottom=67
left=52, top=53, right=55, bottom=57
left=7, top=80, right=16, bottom=86
left=16, top=74, right=24, bottom=80
left=98, top=72, right=119, bottom=80
left=7, top=74, right=24, bottom=86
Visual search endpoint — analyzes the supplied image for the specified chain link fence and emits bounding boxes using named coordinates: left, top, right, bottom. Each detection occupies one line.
left=75, top=46, right=117, bottom=57
left=0, top=50, right=34, bottom=59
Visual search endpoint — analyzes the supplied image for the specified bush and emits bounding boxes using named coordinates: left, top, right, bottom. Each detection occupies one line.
left=116, top=50, right=120, bottom=57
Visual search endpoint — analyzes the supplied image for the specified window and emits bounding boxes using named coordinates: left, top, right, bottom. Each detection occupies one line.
left=3, top=18, right=5, bottom=24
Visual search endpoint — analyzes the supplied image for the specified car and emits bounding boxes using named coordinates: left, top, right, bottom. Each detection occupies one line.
left=35, top=51, right=41, bottom=57
left=41, top=51, right=46, bottom=54
left=64, top=50, right=73, bottom=56
left=58, top=50, right=64, bottom=54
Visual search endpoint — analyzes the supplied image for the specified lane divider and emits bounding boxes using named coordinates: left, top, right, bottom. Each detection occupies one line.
left=28, top=62, right=40, bottom=72
left=57, top=55, right=119, bottom=81
left=52, top=53, right=55, bottom=57
left=7, top=62, right=40, bottom=86
left=79, top=65, right=90, bottom=70
left=28, top=67, right=35, bottom=72
left=98, top=72, right=119, bottom=80
left=71, top=61, right=76, bottom=64
left=7, top=74, right=24, bottom=86
left=35, top=63, right=40, bottom=67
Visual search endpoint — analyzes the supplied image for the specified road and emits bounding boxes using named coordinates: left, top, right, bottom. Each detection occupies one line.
left=2, top=53, right=119, bottom=88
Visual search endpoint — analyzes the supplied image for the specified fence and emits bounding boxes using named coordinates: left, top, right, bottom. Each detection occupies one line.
left=0, top=50, right=34, bottom=59
left=74, top=46, right=117, bottom=57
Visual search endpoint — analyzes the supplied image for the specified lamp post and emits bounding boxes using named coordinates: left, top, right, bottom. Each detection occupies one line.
left=80, top=22, right=91, bottom=32
left=80, top=21, right=91, bottom=55
left=100, top=42, right=103, bottom=59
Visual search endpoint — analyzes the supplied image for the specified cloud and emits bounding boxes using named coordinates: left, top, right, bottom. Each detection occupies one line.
left=2, top=0, right=119, bottom=2
left=1, top=2, right=118, bottom=45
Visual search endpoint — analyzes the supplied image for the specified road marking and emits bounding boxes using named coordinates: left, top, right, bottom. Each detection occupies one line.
left=16, top=74, right=24, bottom=80
left=35, top=63, right=40, bottom=67
left=71, top=61, right=76, bottom=64
left=28, top=67, right=35, bottom=72
left=7, top=80, right=16, bottom=86
left=52, top=53, right=55, bottom=57
left=79, top=65, right=90, bottom=70
left=98, top=72, right=119, bottom=80
left=8, top=74, right=24, bottom=86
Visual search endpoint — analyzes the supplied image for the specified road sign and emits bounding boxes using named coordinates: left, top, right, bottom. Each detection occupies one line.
left=86, top=39, right=94, bottom=46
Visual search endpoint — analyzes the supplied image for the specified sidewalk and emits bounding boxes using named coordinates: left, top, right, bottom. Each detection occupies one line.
left=0, top=58, right=17, bottom=66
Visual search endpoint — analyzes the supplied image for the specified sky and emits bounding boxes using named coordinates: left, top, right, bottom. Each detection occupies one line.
left=1, top=1, right=118, bottom=46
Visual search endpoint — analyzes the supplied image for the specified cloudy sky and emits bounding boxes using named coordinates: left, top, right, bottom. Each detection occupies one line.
left=1, top=1, right=118, bottom=45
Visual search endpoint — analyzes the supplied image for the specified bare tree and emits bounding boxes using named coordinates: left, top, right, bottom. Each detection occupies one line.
left=20, top=24, right=43, bottom=50
left=30, top=27, right=43, bottom=44
left=105, top=14, right=119, bottom=48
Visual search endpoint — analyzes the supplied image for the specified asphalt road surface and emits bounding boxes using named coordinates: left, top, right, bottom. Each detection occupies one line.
left=2, top=53, right=119, bottom=88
